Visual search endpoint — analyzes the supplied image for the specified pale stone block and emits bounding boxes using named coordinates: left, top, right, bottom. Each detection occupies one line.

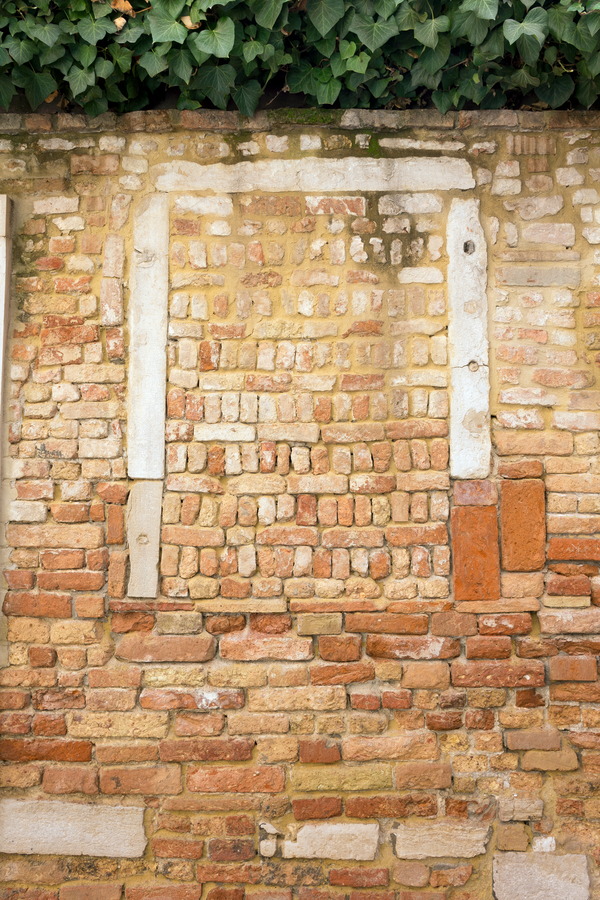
left=257, top=424, right=320, bottom=443
left=127, top=481, right=163, bottom=599
left=379, top=193, right=442, bottom=214
left=447, top=198, right=491, bottom=479
left=493, top=852, right=590, bottom=900
left=397, top=267, right=443, bottom=283
left=0, top=799, right=146, bottom=857
left=127, top=194, right=169, bottom=478
left=282, top=823, right=379, bottom=861
left=152, top=157, right=474, bottom=193
left=193, top=423, right=256, bottom=442
left=9, top=501, right=47, bottom=522
left=33, top=196, right=79, bottom=215
left=393, top=822, right=490, bottom=859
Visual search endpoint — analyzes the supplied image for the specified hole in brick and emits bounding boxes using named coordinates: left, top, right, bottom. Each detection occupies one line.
left=463, top=240, right=475, bottom=254
left=468, top=361, right=479, bottom=372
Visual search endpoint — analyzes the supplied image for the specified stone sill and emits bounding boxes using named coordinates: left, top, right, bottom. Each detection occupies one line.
left=2, top=107, right=600, bottom=135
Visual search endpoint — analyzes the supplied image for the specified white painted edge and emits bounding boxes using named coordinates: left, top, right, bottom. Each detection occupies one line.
left=127, top=194, right=169, bottom=479
left=447, top=198, right=491, bottom=479
left=0, top=195, right=12, bottom=667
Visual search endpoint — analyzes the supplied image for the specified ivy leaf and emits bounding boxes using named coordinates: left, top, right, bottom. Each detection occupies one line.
left=451, top=9, right=490, bottom=44
left=243, top=40, right=263, bottom=62
left=352, top=14, right=399, bottom=51
left=147, top=11, right=188, bottom=43
left=20, top=69, right=57, bottom=108
left=459, top=0, right=498, bottom=20
left=253, top=0, right=285, bottom=30
left=23, top=20, right=62, bottom=47
left=4, top=36, right=36, bottom=65
left=315, top=75, right=342, bottom=104
left=340, top=39, right=356, bottom=59
left=432, top=89, right=454, bottom=114
left=194, top=17, right=235, bottom=58
left=420, top=35, right=451, bottom=75
left=346, top=51, right=371, bottom=73
left=155, top=0, right=186, bottom=15
left=95, top=58, right=114, bottom=79
left=576, top=77, right=599, bottom=108
left=306, top=0, right=345, bottom=37
left=77, top=16, right=115, bottom=44
left=233, top=78, right=261, bottom=115
left=66, top=64, right=95, bottom=96
left=110, top=43, right=132, bottom=71
left=503, top=8, right=548, bottom=46
left=169, top=47, right=193, bottom=83
left=193, top=63, right=236, bottom=107
left=535, top=74, right=575, bottom=107
left=414, top=15, right=450, bottom=49
left=374, top=0, right=402, bottom=17
left=138, top=49, right=170, bottom=77
left=0, top=75, right=15, bottom=110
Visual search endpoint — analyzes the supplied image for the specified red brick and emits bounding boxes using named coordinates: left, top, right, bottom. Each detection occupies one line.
left=153, top=839, right=205, bottom=859
left=548, top=538, right=600, bottom=561
left=99, top=765, right=181, bottom=794
left=500, top=480, right=546, bottom=571
left=330, top=870, right=389, bottom=888
left=318, top=635, right=361, bottom=662
left=126, top=888, right=202, bottom=900
left=292, top=797, right=342, bottom=819
left=366, top=635, right=459, bottom=659
left=549, top=655, right=597, bottom=681
left=547, top=573, right=591, bottom=596
left=116, top=633, right=216, bottom=662
left=454, top=480, right=498, bottom=506
left=159, top=738, right=254, bottom=762
left=466, top=636, right=512, bottom=659
left=188, top=766, right=285, bottom=793
left=431, top=612, right=477, bottom=636
left=0, top=738, right=92, bottom=761
left=60, top=887, right=123, bottom=900
left=346, top=613, right=428, bottom=634
left=499, top=460, right=543, bottom=479
left=4, top=592, right=71, bottom=618
left=451, top=506, right=500, bottom=601
left=196, top=864, right=261, bottom=885
left=42, top=765, right=98, bottom=794
left=386, top=524, right=448, bottom=546
left=346, top=793, right=437, bottom=817
left=451, top=659, right=545, bottom=687
left=478, top=613, right=532, bottom=635
left=299, top=739, right=340, bottom=764
left=310, top=662, right=375, bottom=684
left=208, top=839, right=255, bottom=862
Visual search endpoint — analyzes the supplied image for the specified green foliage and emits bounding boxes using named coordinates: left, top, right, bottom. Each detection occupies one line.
left=2, top=0, right=600, bottom=116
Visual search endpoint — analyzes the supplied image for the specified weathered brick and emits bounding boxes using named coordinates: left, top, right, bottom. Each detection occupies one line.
left=451, top=506, right=500, bottom=601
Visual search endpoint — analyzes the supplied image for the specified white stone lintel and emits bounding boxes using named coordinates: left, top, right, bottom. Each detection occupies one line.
left=282, top=823, right=379, bottom=860
left=152, top=157, right=475, bottom=194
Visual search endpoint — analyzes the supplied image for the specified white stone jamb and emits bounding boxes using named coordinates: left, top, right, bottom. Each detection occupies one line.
left=0, top=195, right=12, bottom=666
left=447, top=198, right=491, bottom=479
left=127, top=194, right=169, bottom=598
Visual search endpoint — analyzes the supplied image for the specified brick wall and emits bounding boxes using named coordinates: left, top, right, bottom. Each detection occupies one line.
left=0, top=108, right=599, bottom=899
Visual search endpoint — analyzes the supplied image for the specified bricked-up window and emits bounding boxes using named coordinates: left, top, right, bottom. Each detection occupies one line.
left=0, top=195, right=12, bottom=667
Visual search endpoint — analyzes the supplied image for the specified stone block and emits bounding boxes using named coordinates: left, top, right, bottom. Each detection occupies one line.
left=281, top=823, right=379, bottom=860
left=493, top=852, right=589, bottom=900
left=0, top=798, right=146, bottom=857
left=127, top=481, right=162, bottom=599
left=393, top=822, right=490, bottom=859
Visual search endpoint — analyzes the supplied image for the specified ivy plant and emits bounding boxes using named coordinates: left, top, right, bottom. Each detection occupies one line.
left=1, top=0, right=600, bottom=117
